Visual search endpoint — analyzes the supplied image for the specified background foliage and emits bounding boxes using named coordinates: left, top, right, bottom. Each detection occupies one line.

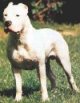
left=0, top=0, right=80, bottom=23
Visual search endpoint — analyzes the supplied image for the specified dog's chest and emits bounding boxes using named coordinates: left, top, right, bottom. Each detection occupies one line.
left=12, top=45, right=37, bottom=62
left=8, top=44, right=38, bottom=69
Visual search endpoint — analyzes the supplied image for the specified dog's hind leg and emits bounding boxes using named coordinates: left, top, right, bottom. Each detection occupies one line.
left=46, top=59, right=56, bottom=89
left=12, top=68, right=22, bottom=101
left=56, top=43, right=79, bottom=92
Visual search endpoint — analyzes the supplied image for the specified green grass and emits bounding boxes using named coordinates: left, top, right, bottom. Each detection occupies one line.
left=0, top=23, right=80, bottom=103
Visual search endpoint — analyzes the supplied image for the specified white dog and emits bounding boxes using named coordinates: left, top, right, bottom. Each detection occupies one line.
left=3, top=2, right=79, bottom=102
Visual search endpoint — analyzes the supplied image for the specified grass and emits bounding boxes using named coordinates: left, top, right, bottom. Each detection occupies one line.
left=0, top=22, right=80, bottom=103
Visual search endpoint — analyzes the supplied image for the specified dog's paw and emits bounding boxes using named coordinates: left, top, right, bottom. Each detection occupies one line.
left=42, top=95, right=50, bottom=102
left=15, top=93, right=22, bottom=102
left=75, top=88, right=80, bottom=93
left=72, top=84, right=80, bottom=93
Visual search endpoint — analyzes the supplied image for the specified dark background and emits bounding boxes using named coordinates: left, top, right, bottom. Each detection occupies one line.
left=0, top=0, right=80, bottom=23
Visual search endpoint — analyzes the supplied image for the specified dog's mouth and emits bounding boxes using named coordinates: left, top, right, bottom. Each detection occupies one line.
left=4, top=27, right=19, bottom=34
left=4, top=26, right=23, bottom=35
left=4, top=26, right=12, bottom=33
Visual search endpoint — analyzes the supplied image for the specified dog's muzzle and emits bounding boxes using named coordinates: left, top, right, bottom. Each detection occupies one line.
left=4, top=21, right=24, bottom=34
left=4, top=21, right=12, bottom=33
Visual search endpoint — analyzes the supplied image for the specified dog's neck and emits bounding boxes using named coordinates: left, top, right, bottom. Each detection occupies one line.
left=21, top=16, right=34, bottom=35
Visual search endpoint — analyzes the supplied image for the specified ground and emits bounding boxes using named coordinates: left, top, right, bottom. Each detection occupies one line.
left=0, top=22, right=80, bottom=103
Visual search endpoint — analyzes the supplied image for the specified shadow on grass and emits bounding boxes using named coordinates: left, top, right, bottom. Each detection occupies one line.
left=0, top=86, right=40, bottom=98
left=0, top=88, right=15, bottom=98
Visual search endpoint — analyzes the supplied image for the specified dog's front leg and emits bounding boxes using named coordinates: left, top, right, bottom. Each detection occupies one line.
left=12, top=68, right=22, bottom=102
left=38, top=59, right=49, bottom=102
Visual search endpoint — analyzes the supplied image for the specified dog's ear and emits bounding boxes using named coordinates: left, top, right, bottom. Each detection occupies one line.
left=18, top=3, right=28, bottom=14
left=8, top=2, right=13, bottom=7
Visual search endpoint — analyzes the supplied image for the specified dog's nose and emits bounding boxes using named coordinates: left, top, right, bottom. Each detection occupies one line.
left=5, top=21, right=12, bottom=27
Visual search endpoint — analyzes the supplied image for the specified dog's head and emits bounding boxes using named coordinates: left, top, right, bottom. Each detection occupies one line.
left=3, top=2, right=28, bottom=33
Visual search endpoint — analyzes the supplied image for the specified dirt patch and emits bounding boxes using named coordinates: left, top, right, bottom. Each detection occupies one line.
left=0, top=27, right=7, bottom=39
left=59, top=30, right=79, bottom=36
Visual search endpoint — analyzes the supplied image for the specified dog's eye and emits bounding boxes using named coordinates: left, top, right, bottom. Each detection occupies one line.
left=16, top=14, right=20, bottom=17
